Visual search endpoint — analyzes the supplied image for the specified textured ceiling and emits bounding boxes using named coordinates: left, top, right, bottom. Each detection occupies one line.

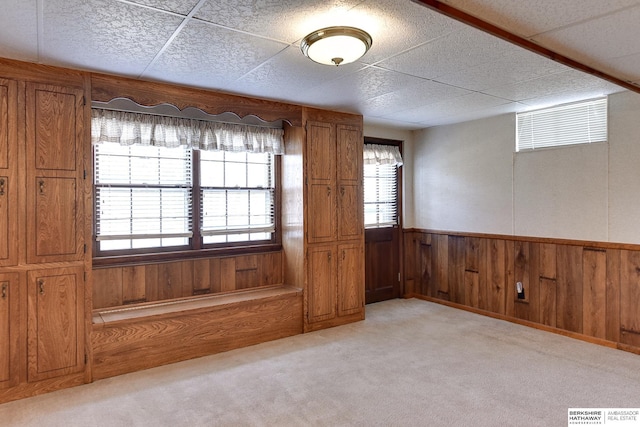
left=0, top=0, right=638, bottom=130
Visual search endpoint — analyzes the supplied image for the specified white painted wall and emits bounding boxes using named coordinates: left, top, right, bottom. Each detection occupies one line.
left=411, top=115, right=514, bottom=235
left=410, top=90, right=640, bottom=244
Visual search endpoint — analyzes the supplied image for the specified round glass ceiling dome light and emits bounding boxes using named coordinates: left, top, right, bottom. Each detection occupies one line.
left=301, top=26, right=372, bottom=66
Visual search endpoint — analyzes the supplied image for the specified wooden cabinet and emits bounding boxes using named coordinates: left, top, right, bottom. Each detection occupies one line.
left=294, top=111, right=364, bottom=331
left=0, top=78, right=17, bottom=267
left=25, top=82, right=85, bottom=264
left=27, top=267, right=84, bottom=382
left=0, top=273, right=19, bottom=389
left=0, top=61, right=89, bottom=403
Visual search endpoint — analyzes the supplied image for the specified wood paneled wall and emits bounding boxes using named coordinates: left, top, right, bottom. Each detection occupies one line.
left=93, top=251, right=283, bottom=309
left=404, top=230, right=640, bottom=351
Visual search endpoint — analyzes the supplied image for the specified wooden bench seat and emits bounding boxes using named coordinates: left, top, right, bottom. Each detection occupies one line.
left=91, top=285, right=303, bottom=380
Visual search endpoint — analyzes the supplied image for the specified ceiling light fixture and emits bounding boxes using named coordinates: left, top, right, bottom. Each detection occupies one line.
left=301, top=26, right=372, bottom=66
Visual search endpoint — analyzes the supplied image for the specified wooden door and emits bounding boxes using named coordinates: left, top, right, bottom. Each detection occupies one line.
left=306, top=245, right=336, bottom=324
left=0, top=273, right=19, bottom=388
left=0, top=78, right=17, bottom=267
left=365, top=227, right=400, bottom=304
left=25, top=82, right=84, bottom=264
left=308, top=183, right=336, bottom=243
left=27, top=267, right=84, bottom=382
left=363, top=139, right=402, bottom=304
left=338, top=243, right=364, bottom=316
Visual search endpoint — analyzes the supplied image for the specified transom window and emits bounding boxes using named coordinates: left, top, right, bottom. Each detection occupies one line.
left=516, top=97, right=607, bottom=151
left=91, top=108, right=282, bottom=256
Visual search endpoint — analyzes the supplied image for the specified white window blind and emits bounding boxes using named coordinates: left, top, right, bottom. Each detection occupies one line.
left=94, top=143, right=192, bottom=251
left=363, top=144, right=401, bottom=228
left=516, top=97, right=607, bottom=151
left=200, top=151, right=275, bottom=243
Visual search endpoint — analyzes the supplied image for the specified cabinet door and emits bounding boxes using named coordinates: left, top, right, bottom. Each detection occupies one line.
left=307, top=121, right=335, bottom=183
left=308, top=183, right=336, bottom=243
left=307, top=245, right=337, bottom=324
left=0, top=273, right=19, bottom=389
left=338, top=243, right=364, bottom=317
left=0, top=78, right=17, bottom=267
left=27, top=267, right=84, bottom=382
left=32, top=177, right=80, bottom=259
left=25, top=82, right=85, bottom=264
left=337, top=124, right=363, bottom=241
left=26, top=83, right=82, bottom=172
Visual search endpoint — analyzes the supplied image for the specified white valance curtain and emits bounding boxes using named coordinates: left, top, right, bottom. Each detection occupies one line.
left=363, top=143, right=403, bottom=166
left=91, top=108, right=284, bottom=154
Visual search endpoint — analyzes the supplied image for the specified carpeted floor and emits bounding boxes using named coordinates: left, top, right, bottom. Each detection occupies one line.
left=1, top=298, right=639, bottom=426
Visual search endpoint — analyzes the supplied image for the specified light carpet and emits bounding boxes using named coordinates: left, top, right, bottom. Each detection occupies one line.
left=1, top=298, right=640, bottom=426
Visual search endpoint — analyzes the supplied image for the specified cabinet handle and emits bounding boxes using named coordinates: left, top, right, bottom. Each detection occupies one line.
left=0, top=178, right=4, bottom=196
left=38, top=279, right=45, bottom=295
left=340, top=186, right=345, bottom=196
left=328, top=253, right=332, bottom=261
left=1, top=282, right=7, bottom=299
left=39, top=180, right=44, bottom=194
left=342, top=250, right=346, bottom=260
left=327, top=186, right=331, bottom=196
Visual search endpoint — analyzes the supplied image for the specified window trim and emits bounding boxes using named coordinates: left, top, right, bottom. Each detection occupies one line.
left=92, top=147, right=282, bottom=267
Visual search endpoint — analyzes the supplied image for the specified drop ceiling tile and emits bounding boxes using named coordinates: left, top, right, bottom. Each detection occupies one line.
left=346, top=0, right=462, bottom=64
left=418, top=102, right=523, bottom=128
left=602, top=53, right=640, bottom=83
left=144, top=20, right=288, bottom=89
left=532, top=5, right=640, bottom=64
left=436, top=45, right=568, bottom=91
left=195, top=0, right=363, bottom=44
left=381, top=92, right=510, bottom=124
left=125, top=0, right=201, bottom=15
left=441, top=0, right=639, bottom=37
left=42, top=0, right=183, bottom=75
left=377, top=26, right=507, bottom=80
left=227, top=45, right=359, bottom=104
left=0, top=0, right=38, bottom=61
left=302, top=66, right=438, bottom=110
left=360, top=78, right=471, bottom=117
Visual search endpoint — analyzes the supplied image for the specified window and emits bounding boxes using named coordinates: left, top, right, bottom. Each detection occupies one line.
left=516, top=97, right=607, bottom=151
left=92, top=108, right=282, bottom=256
left=363, top=143, right=403, bottom=228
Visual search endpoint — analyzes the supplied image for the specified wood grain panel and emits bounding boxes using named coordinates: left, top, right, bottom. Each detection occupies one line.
left=448, top=236, right=465, bottom=304
left=307, top=245, right=336, bottom=323
left=0, top=81, right=9, bottom=169
left=144, top=264, right=159, bottom=303
left=464, top=270, right=479, bottom=308
left=620, top=250, right=640, bottom=336
left=235, top=255, right=259, bottom=290
left=157, top=262, right=183, bottom=300
left=31, top=86, right=77, bottom=171
left=0, top=279, right=10, bottom=383
left=307, top=121, right=334, bottom=182
left=419, top=241, right=432, bottom=296
left=259, top=251, right=283, bottom=286
left=307, top=183, right=336, bottom=243
left=606, top=249, right=621, bottom=342
left=92, top=268, right=122, bottom=309
left=192, top=259, right=211, bottom=294
left=28, top=267, right=84, bottom=382
left=220, top=258, right=236, bottom=292
left=539, top=278, right=557, bottom=328
left=539, top=243, right=557, bottom=279
left=180, top=261, right=194, bottom=297
left=583, top=249, right=606, bottom=339
left=34, top=177, right=77, bottom=257
left=556, top=245, right=583, bottom=333
left=336, top=124, right=361, bottom=183
left=486, top=239, right=507, bottom=314
left=511, top=241, right=530, bottom=320
left=122, top=266, right=146, bottom=304
left=209, top=258, right=222, bottom=294
left=0, top=175, right=9, bottom=263
left=337, top=183, right=362, bottom=240
left=465, top=237, right=482, bottom=272
left=338, top=243, right=364, bottom=316
left=434, top=234, right=449, bottom=300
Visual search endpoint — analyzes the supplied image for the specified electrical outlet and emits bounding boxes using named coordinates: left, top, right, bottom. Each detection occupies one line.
left=516, top=281, right=526, bottom=300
